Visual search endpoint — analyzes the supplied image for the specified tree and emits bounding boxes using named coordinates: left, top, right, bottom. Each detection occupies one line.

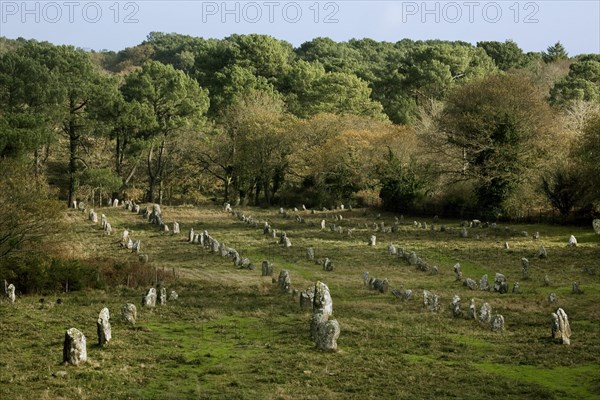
left=543, top=42, right=569, bottom=63
left=121, top=61, right=210, bottom=203
left=282, top=60, right=386, bottom=120
left=199, top=90, right=294, bottom=205
left=477, top=40, right=527, bottom=71
left=549, top=57, right=600, bottom=107
left=576, top=114, right=600, bottom=206
left=377, top=148, right=427, bottom=213
left=0, top=160, right=61, bottom=258
left=541, top=162, right=587, bottom=216
left=0, top=43, right=61, bottom=175
left=439, top=74, right=555, bottom=217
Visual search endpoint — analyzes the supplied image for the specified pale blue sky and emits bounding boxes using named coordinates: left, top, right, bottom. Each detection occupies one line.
left=0, top=1, right=598, bottom=54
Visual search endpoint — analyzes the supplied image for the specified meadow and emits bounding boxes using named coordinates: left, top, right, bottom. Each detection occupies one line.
left=1, top=204, right=599, bottom=399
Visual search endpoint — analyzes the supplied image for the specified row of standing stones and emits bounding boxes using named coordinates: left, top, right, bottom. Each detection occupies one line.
left=223, top=205, right=592, bottom=345
left=61, top=288, right=179, bottom=366
left=61, top=200, right=183, bottom=366
left=23, top=202, right=598, bottom=367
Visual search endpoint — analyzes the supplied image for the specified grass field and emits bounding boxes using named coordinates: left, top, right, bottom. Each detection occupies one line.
left=1, top=204, right=599, bottom=399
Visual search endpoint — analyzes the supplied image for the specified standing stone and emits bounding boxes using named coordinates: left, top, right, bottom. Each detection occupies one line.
left=218, top=242, right=229, bottom=257
left=142, top=288, right=157, bottom=308
left=211, top=238, right=220, bottom=253
left=551, top=313, right=559, bottom=341
left=159, top=287, right=167, bottom=305
left=572, top=282, right=583, bottom=294
left=453, top=263, right=462, bottom=281
left=464, top=278, right=478, bottom=290
left=468, top=299, right=476, bottom=319
left=188, top=228, right=194, bottom=243
left=121, top=303, right=137, bottom=324
left=323, top=258, right=334, bottom=271
left=224, top=203, right=232, bottom=212
left=493, top=273, right=507, bottom=293
left=521, top=258, right=529, bottom=279
left=172, top=222, right=180, bottom=234
left=91, top=212, right=98, bottom=223
left=112, top=199, right=119, bottom=207
left=311, top=281, right=335, bottom=347
left=555, top=308, right=571, bottom=345
left=544, top=275, right=551, bottom=286
left=278, top=270, right=291, bottom=293
left=104, top=222, right=112, bottom=235
left=300, top=286, right=315, bottom=310
left=422, top=290, right=439, bottom=312
left=407, top=252, right=418, bottom=266
left=96, top=307, right=111, bottom=346
left=568, top=235, right=577, bottom=247
left=126, top=238, right=133, bottom=250
left=548, top=293, right=557, bottom=303
left=7, top=284, right=16, bottom=303
left=193, top=233, right=200, bottom=244
left=593, top=219, right=600, bottom=235
left=479, top=303, right=492, bottom=324
left=490, top=315, right=505, bottom=332
left=132, top=240, right=141, bottom=253
left=451, top=295, right=462, bottom=318
left=363, top=272, right=370, bottom=287
left=315, top=319, right=340, bottom=352
left=460, top=228, right=468, bottom=238
left=162, top=224, right=169, bottom=233
left=387, top=243, right=397, bottom=255
left=479, top=274, right=490, bottom=291
left=63, top=328, right=87, bottom=366
left=368, top=235, right=376, bottom=246
left=306, top=247, right=315, bottom=261
left=503, top=242, right=510, bottom=249
left=261, top=261, right=273, bottom=277
left=512, top=282, right=522, bottom=294
left=122, top=229, right=129, bottom=242
left=168, top=291, right=178, bottom=301
left=533, top=231, right=540, bottom=240
left=538, top=245, right=548, bottom=259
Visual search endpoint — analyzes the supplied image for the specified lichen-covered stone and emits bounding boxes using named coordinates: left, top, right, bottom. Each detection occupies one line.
left=490, top=314, right=505, bottom=332
left=121, top=303, right=137, bottom=324
left=479, top=303, right=492, bottom=324
left=555, top=308, right=571, bottom=345
left=451, top=295, right=462, bottom=318
left=261, top=261, right=273, bottom=277
left=96, top=308, right=111, bottom=346
left=7, top=283, right=15, bottom=303
left=142, top=288, right=156, bottom=308
left=63, top=328, right=87, bottom=366
left=315, top=319, right=340, bottom=352
left=278, top=270, right=291, bottom=293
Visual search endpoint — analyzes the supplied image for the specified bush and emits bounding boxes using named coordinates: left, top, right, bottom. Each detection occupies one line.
left=0, top=255, right=171, bottom=294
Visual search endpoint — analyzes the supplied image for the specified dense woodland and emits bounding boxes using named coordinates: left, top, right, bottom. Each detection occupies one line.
left=1, top=34, right=600, bottom=259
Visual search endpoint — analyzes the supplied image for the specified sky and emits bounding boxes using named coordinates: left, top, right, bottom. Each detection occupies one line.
left=0, top=0, right=599, bottom=55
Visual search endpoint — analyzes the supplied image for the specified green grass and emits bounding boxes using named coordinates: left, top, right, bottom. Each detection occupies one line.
left=1, top=205, right=599, bottom=399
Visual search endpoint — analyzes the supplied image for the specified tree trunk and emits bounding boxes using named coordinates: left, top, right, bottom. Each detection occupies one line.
left=147, top=144, right=156, bottom=203
left=67, top=118, right=79, bottom=208
left=263, top=179, right=271, bottom=206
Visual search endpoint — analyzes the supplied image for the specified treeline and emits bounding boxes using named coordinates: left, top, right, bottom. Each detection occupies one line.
left=0, top=34, right=599, bottom=235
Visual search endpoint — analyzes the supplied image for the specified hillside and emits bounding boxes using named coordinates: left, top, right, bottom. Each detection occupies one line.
left=1, top=204, right=599, bottom=399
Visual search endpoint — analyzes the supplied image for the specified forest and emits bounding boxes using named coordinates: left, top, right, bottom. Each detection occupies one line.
left=1, top=34, right=599, bottom=255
